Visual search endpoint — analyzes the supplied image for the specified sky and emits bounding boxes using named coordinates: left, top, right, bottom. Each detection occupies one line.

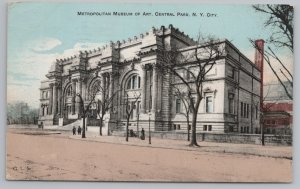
left=7, top=3, right=293, bottom=108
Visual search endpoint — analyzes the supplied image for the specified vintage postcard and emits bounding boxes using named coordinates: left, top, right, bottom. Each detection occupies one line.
left=6, top=2, right=293, bottom=182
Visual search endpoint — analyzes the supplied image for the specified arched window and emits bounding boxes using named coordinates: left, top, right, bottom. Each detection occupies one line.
left=126, top=75, right=141, bottom=90
left=90, top=80, right=102, bottom=101
left=66, top=85, right=72, bottom=96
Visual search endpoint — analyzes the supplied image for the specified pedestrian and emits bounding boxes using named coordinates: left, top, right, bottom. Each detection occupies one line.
left=77, top=126, right=82, bottom=135
left=141, top=128, right=145, bottom=140
left=72, top=126, right=76, bottom=135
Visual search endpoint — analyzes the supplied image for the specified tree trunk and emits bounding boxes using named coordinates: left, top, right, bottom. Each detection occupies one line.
left=187, top=116, right=190, bottom=141
left=189, top=111, right=199, bottom=146
left=126, top=118, right=129, bottom=142
left=99, top=117, right=103, bottom=136
left=82, top=116, right=86, bottom=138
left=261, top=122, right=265, bottom=146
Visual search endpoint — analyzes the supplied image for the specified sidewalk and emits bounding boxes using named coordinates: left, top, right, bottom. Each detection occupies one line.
left=8, top=127, right=292, bottom=160
left=68, top=130, right=293, bottom=160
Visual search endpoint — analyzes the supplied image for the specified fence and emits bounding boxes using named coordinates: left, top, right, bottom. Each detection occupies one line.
left=112, top=130, right=292, bottom=146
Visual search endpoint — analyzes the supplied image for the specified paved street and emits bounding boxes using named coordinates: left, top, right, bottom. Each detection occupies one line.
left=6, top=128, right=292, bottom=182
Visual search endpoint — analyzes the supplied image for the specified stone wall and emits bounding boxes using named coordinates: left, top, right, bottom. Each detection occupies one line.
left=112, top=130, right=292, bottom=146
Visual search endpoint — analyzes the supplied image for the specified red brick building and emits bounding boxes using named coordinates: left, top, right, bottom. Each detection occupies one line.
left=263, top=82, right=293, bottom=134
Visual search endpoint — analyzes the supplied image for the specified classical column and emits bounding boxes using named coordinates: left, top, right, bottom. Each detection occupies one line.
left=49, top=84, right=53, bottom=115
left=52, top=83, right=58, bottom=115
left=76, top=79, right=82, bottom=115
left=82, top=79, right=87, bottom=101
left=101, top=73, right=107, bottom=102
left=71, top=79, right=76, bottom=115
left=108, top=72, right=114, bottom=113
left=151, top=65, right=158, bottom=112
left=39, top=105, right=44, bottom=116
left=57, top=85, right=61, bottom=116
left=140, top=65, right=147, bottom=113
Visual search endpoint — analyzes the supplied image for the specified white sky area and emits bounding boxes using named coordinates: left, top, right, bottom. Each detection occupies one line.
left=7, top=39, right=105, bottom=108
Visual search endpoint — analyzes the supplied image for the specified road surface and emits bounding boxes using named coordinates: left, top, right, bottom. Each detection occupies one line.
left=6, top=130, right=292, bottom=182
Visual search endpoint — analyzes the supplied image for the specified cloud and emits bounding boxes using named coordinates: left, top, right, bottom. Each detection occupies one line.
left=7, top=41, right=105, bottom=108
left=57, top=42, right=106, bottom=59
left=30, top=38, right=62, bottom=52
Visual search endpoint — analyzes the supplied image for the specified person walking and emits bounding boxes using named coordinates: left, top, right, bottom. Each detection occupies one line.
left=141, top=128, right=145, bottom=140
left=77, top=126, right=82, bottom=135
left=72, top=126, right=76, bottom=135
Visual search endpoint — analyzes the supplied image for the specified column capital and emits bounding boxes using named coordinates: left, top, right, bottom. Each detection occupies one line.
left=71, top=78, right=79, bottom=82
left=141, top=63, right=154, bottom=71
left=101, top=72, right=108, bottom=77
left=79, top=77, right=86, bottom=82
left=141, top=64, right=147, bottom=71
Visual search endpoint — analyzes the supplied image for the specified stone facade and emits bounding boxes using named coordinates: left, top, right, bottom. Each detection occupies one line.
left=38, top=25, right=261, bottom=134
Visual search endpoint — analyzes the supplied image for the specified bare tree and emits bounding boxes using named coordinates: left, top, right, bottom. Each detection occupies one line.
left=253, top=5, right=293, bottom=52
left=250, top=40, right=293, bottom=100
left=76, top=90, right=98, bottom=138
left=95, top=78, right=118, bottom=136
left=122, top=92, right=141, bottom=142
left=251, top=5, right=293, bottom=100
left=173, top=86, right=192, bottom=141
left=157, top=36, right=225, bottom=146
left=7, top=102, right=38, bottom=125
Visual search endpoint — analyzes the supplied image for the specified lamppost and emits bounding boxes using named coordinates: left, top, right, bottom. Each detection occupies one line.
left=148, top=112, right=151, bottom=144
left=137, top=112, right=140, bottom=138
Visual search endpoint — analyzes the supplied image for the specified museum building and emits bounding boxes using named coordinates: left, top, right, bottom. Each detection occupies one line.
left=38, top=25, right=262, bottom=134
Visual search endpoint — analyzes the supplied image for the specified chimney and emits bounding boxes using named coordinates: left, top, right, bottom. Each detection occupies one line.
left=254, top=39, right=265, bottom=111
left=254, top=39, right=265, bottom=72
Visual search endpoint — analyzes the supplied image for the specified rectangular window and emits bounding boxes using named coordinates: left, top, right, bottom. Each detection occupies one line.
left=240, top=102, right=243, bottom=117
left=208, top=125, right=212, bottom=131
left=203, top=125, right=207, bottom=131
left=244, top=103, right=247, bottom=118
left=177, top=125, right=181, bottom=130
left=255, top=105, right=258, bottom=119
left=228, top=93, right=234, bottom=114
left=228, top=65, right=235, bottom=79
left=246, top=104, right=249, bottom=118
left=206, top=96, right=213, bottom=113
left=176, top=99, right=181, bottom=113
left=173, top=124, right=176, bottom=130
